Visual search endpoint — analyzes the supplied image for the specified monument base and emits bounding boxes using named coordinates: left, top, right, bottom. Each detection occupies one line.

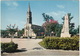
left=61, top=33, right=71, bottom=37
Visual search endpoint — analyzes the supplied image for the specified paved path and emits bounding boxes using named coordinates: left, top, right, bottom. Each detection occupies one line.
left=1, top=38, right=44, bottom=50
left=1, top=38, right=79, bottom=56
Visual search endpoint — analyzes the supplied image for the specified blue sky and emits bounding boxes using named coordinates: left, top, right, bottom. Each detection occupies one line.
left=1, top=1, right=79, bottom=30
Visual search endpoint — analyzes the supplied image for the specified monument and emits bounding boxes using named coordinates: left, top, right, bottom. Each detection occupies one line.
left=61, top=14, right=71, bottom=37
left=23, top=3, right=36, bottom=38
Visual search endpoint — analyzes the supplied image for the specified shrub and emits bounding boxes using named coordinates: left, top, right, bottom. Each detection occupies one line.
left=36, top=36, right=44, bottom=39
left=23, top=36, right=28, bottom=38
left=1, top=42, right=18, bottom=52
left=39, top=37, right=79, bottom=50
left=14, top=36, right=20, bottom=38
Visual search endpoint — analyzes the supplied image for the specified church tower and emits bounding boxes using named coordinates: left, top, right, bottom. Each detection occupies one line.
left=23, top=3, right=36, bottom=38
left=27, top=3, right=32, bottom=24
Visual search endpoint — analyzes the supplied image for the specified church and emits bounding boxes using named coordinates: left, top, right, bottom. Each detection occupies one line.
left=23, top=3, right=44, bottom=38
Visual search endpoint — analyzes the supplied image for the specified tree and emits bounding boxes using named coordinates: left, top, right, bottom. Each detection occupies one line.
left=56, top=24, right=62, bottom=37
left=18, top=29, right=24, bottom=36
left=1, top=30, right=9, bottom=38
left=6, top=24, right=18, bottom=42
left=77, top=25, right=79, bottom=34
left=71, top=25, right=79, bottom=36
left=33, top=27, right=45, bottom=36
left=42, top=13, right=61, bottom=36
left=45, top=23, right=62, bottom=37
left=42, top=13, right=63, bottom=37
left=42, top=13, right=54, bottom=21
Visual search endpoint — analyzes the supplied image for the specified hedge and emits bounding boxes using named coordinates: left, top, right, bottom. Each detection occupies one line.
left=14, top=36, right=20, bottom=38
left=1, top=42, right=18, bottom=52
left=39, top=37, right=79, bottom=50
left=36, top=36, right=44, bottom=39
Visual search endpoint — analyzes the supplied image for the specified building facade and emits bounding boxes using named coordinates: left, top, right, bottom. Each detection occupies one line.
left=23, top=3, right=44, bottom=38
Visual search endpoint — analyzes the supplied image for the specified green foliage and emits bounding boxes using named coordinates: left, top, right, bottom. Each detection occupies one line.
left=36, top=36, right=44, bottom=39
left=39, top=37, right=79, bottom=50
left=70, top=29, right=78, bottom=36
left=1, top=42, right=18, bottom=52
left=23, top=36, right=28, bottom=38
left=42, top=13, right=62, bottom=37
left=33, top=29, right=40, bottom=33
left=18, top=29, right=24, bottom=36
left=1, top=30, right=9, bottom=38
left=14, top=36, right=20, bottom=38
left=46, top=23, right=62, bottom=37
left=6, top=24, right=18, bottom=35
left=42, top=13, right=54, bottom=21
left=39, top=41, right=45, bottom=47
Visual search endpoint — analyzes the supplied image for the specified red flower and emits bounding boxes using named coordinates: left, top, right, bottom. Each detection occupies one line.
left=49, top=19, right=58, bottom=24
left=42, top=19, right=58, bottom=27
left=41, top=32, right=44, bottom=34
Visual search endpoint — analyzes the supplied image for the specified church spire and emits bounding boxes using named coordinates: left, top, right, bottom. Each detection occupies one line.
left=27, top=2, right=32, bottom=24
left=28, top=3, right=31, bottom=12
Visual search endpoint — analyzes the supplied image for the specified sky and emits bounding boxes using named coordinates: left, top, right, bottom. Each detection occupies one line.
left=1, top=1, right=79, bottom=30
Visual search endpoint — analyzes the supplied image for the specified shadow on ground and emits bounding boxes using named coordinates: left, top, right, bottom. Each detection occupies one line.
left=33, top=47, right=43, bottom=50
left=15, top=48, right=27, bottom=53
left=1, top=48, right=27, bottom=53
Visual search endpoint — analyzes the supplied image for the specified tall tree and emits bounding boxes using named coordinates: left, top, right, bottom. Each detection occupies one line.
left=42, top=13, right=54, bottom=21
left=42, top=13, right=63, bottom=37
left=45, top=23, right=62, bottom=37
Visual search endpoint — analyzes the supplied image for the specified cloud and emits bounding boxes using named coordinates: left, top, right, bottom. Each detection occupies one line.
left=4, top=1, right=19, bottom=10
left=46, top=11, right=66, bottom=18
left=46, top=11, right=66, bottom=23
left=5, top=1, right=19, bottom=7
left=12, top=2, right=18, bottom=7
left=57, top=5, right=65, bottom=9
